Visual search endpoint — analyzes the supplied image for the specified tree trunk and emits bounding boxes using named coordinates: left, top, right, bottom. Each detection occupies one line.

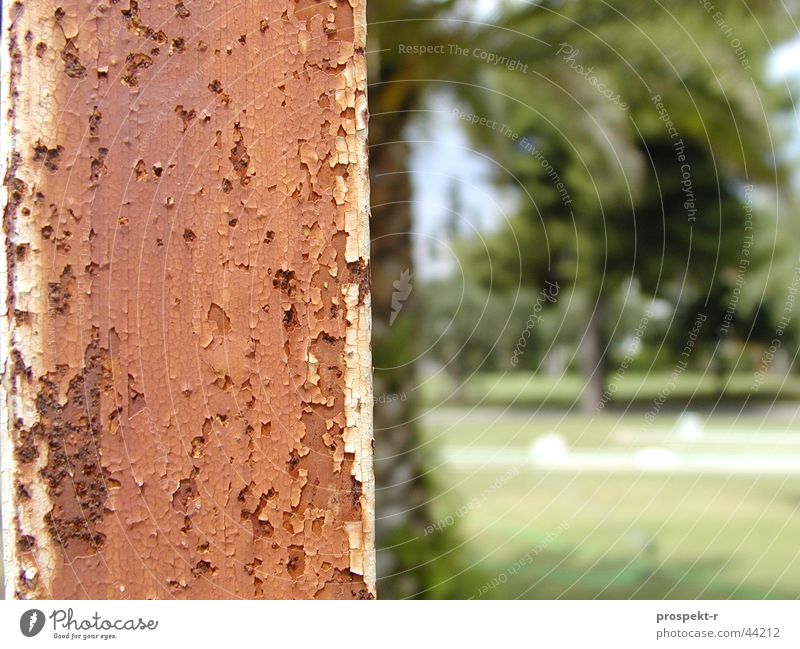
left=2, top=0, right=374, bottom=599
left=579, top=295, right=607, bottom=413
left=368, top=92, right=451, bottom=596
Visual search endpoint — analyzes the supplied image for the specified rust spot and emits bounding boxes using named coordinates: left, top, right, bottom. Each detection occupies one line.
left=272, top=268, right=296, bottom=294
left=90, top=148, right=109, bottom=185
left=287, top=451, right=300, bottom=475
left=61, top=39, right=86, bottom=79
left=350, top=475, right=362, bottom=511
left=14, top=309, right=31, bottom=325
left=48, top=265, right=75, bottom=315
left=287, top=546, right=305, bottom=577
left=171, top=37, right=186, bottom=55
left=244, top=558, right=261, bottom=575
left=207, top=79, right=230, bottom=104
left=37, top=330, right=113, bottom=559
left=175, top=1, right=191, bottom=18
left=121, top=52, right=153, bottom=86
left=17, top=483, right=31, bottom=501
left=121, top=1, right=168, bottom=43
left=237, top=483, right=252, bottom=503
left=172, top=473, right=199, bottom=513
left=192, top=560, right=216, bottom=578
left=181, top=516, right=193, bottom=534
left=134, top=159, right=148, bottom=181
left=190, top=436, right=205, bottom=458
left=229, top=124, right=251, bottom=185
left=282, top=305, right=298, bottom=329
left=175, top=105, right=196, bottom=132
left=315, top=569, right=374, bottom=600
left=88, top=107, right=102, bottom=137
left=251, top=518, right=273, bottom=539
left=346, top=259, right=371, bottom=305
left=14, top=424, right=38, bottom=464
left=33, top=141, right=64, bottom=172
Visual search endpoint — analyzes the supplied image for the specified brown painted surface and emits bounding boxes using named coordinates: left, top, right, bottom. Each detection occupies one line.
left=1, top=0, right=374, bottom=599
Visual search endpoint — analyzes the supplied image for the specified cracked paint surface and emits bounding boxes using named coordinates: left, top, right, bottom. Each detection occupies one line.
left=1, top=0, right=374, bottom=599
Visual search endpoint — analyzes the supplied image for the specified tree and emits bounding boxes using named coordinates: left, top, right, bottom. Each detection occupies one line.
left=367, top=0, right=507, bottom=598
left=454, top=0, right=795, bottom=410
left=2, top=0, right=374, bottom=599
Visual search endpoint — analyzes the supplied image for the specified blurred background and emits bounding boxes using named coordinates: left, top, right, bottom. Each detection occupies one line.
left=367, top=0, right=800, bottom=598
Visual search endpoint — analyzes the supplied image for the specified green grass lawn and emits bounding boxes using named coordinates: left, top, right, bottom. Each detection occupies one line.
left=420, top=406, right=800, bottom=450
left=417, top=404, right=800, bottom=599
left=417, top=370, right=800, bottom=409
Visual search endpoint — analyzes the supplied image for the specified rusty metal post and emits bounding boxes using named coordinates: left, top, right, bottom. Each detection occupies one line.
left=1, top=0, right=374, bottom=599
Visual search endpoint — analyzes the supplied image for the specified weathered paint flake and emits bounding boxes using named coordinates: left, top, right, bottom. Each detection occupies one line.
left=1, top=0, right=374, bottom=599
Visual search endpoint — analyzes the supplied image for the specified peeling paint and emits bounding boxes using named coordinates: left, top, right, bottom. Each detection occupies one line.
left=2, top=0, right=373, bottom=599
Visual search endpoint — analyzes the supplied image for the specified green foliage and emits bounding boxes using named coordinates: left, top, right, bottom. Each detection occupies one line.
left=381, top=517, right=495, bottom=599
left=367, top=0, right=800, bottom=598
left=450, top=0, right=797, bottom=361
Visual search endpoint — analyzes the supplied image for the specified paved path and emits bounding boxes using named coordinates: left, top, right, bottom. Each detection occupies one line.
left=441, top=445, right=800, bottom=475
